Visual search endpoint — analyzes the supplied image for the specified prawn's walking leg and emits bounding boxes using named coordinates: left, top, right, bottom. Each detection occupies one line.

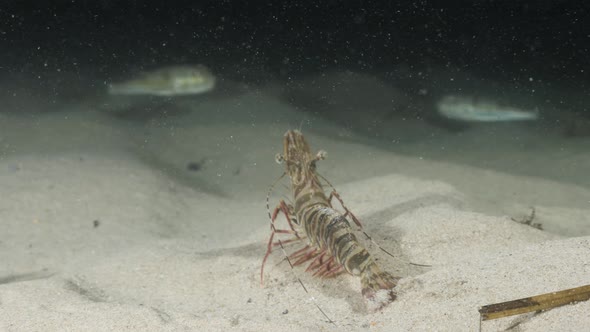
left=261, top=200, right=299, bottom=285
left=327, top=190, right=363, bottom=228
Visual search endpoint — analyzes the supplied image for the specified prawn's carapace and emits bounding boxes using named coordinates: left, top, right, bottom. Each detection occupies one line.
left=261, top=130, right=399, bottom=312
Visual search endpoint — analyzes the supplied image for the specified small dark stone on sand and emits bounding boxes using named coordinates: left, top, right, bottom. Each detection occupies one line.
left=187, top=161, right=202, bottom=171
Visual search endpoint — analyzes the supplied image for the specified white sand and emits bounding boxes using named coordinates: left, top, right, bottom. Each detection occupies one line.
left=1, top=73, right=589, bottom=331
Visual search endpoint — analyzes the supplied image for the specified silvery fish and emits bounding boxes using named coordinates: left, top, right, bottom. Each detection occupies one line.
left=436, top=95, right=539, bottom=122
left=108, top=65, right=216, bottom=96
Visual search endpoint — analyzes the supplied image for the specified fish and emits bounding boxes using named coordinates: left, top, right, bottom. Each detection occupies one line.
left=436, top=95, right=539, bottom=122
left=108, top=65, right=216, bottom=96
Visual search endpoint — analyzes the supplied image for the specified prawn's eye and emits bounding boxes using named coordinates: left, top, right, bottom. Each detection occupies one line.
left=316, top=150, right=327, bottom=160
left=309, top=160, right=317, bottom=171
left=275, top=153, right=284, bottom=164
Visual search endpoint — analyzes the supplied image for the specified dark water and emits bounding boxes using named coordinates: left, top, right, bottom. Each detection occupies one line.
left=1, top=2, right=589, bottom=195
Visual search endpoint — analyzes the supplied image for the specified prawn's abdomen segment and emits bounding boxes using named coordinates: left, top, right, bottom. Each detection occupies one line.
left=300, top=205, right=398, bottom=311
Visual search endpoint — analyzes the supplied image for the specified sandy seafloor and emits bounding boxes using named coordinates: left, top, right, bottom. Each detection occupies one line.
left=1, top=70, right=589, bottom=331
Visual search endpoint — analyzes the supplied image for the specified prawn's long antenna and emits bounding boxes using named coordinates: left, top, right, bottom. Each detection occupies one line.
left=266, top=172, right=286, bottom=220
left=317, top=172, right=432, bottom=268
left=298, top=118, right=305, bottom=132
left=274, top=236, right=336, bottom=326
left=264, top=172, right=336, bottom=326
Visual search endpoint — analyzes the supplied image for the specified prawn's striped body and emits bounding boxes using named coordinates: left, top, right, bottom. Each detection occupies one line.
left=262, top=130, right=398, bottom=312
